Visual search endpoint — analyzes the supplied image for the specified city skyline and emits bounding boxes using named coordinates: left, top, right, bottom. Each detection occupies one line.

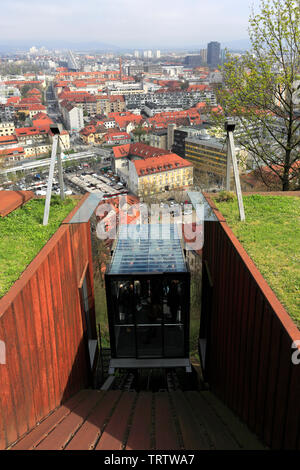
left=0, top=0, right=261, bottom=49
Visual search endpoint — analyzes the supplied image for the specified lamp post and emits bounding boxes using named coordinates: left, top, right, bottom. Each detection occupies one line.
left=43, top=123, right=65, bottom=226
left=225, top=119, right=245, bottom=221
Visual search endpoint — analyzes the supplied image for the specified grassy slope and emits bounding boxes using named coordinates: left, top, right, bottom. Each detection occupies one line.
left=0, top=196, right=78, bottom=298
left=214, top=195, right=300, bottom=327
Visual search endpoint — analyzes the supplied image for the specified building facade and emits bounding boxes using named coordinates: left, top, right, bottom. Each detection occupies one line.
left=207, top=42, right=221, bottom=67
left=185, top=136, right=227, bottom=179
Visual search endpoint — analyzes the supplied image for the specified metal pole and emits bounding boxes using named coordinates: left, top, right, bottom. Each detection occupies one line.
left=43, top=135, right=58, bottom=226
left=57, top=137, right=65, bottom=200
left=226, top=140, right=231, bottom=190
left=227, top=131, right=245, bottom=221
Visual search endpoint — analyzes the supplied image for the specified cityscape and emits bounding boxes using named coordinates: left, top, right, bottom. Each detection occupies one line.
left=0, top=0, right=299, bottom=455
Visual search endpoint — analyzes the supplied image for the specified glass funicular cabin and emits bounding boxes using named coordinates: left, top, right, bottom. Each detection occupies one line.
left=105, top=224, right=191, bottom=373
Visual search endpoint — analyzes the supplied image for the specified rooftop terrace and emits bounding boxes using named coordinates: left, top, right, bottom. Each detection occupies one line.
left=213, top=193, right=300, bottom=327
left=0, top=195, right=78, bottom=298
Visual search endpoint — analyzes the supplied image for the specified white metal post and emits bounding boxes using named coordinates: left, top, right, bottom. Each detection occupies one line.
left=227, top=131, right=245, bottom=221
left=57, top=137, right=65, bottom=201
left=226, top=140, right=231, bottom=190
left=43, top=135, right=59, bottom=226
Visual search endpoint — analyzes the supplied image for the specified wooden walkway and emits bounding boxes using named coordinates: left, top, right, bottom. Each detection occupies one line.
left=9, top=389, right=265, bottom=450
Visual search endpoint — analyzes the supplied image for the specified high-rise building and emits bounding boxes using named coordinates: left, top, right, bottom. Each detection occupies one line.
left=147, top=50, right=152, bottom=58
left=207, top=41, right=221, bottom=67
left=200, top=48, right=207, bottom=64
left=134, top=50, right=139, bottom=58
left=184, top=55, right=202, bottom=67
left=155, top=50, right=161, bottom=59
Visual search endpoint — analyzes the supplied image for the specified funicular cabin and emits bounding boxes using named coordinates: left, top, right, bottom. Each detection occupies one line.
left=105, top=223, right=191, bottom=373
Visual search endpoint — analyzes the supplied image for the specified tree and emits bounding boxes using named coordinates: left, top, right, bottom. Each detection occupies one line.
left=18, top=112, right=27, bottom=122
left=213, top=0, right=300, bottom=191
left=132, top=124, right=146, bottom=142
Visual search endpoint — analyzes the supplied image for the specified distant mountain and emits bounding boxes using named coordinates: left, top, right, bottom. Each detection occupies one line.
left=0, top=40, right=120, bottom=53
left=0, top=38, right=252, bottom=54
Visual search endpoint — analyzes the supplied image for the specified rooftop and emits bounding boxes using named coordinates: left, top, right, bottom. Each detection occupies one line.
left=213, top=193, right=300, bottom=327
left=108, top=224, right=187, bottom=275
left=134, top=153, right=192, bottom=176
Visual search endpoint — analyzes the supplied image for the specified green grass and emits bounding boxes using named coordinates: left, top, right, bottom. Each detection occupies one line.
left=94, top=277, right=110, bottom=348
left=0, top=196, right=78, bottom=298
left=214, top=195, right=300, bottom=327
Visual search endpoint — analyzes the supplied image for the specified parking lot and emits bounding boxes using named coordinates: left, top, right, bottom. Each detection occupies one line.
left=65, top=166, right=128, bottom=198
left=0, top=159, right=127, bottom=199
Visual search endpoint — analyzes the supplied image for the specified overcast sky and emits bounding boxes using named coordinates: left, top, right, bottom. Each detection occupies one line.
left=0, top=0, right=262, bottom=48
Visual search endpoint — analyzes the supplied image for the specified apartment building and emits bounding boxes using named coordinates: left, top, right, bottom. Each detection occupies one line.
left=172, top=125, right=210, bottom=157
left=61, top=102, right=84, bottom=131
left=148, top=129, right=168, bottom=150
left=0, top=146, right=25, bottom=165
left=185, top=136, right=227, bottom=177
left=125, top=89, right=216, bottom=110
left=128, top=153, right=193, bottom=196
left=0, top=122, right=15, bottom=137
left=23, top=143, right=52, bottom=157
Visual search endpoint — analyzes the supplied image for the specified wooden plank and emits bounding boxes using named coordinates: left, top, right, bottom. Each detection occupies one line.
left=233, top=265, right=250, bottom=417
left=262, top=311, right=282, bottom=447
left=11, top=389, right=89, bottom=450
left=170, top=391, right=211, bottom=450
left=0, top=316, right=18, bottom=447
left=283, top=363, right=300, bottom=449
left=43, top=256, right=61, bottom=408
left=271, top=334, right=294, bottom=449
left=219, top=234, right=232, bottom=397
left=223, top=244, right=237, bottom=404
left=126, top=392, right=152, bottom=450
left=57, top=234, right=74, bottom=399
left=201, top=391, right=265, bottom=450
left=248, top=292, right=264, bottom=431
left=254, top=303, right=272, bottom=439
left=48, top=246, right=67, bottom=401
left=52, top=244, right=69, bottom=399
left=214, top=227, right=226, bottom=395
left=186, top=391, right=240, bottom=450
left=65, top=391, right=121, bottom=450
left=2, top=304, right=29, bottom=441
left=240, top=281, right=257, bottom=423
left=38, top=261, right=57, bottom=413
left=62, top=229, right=80, bottom=398
left=29, top=273, right=50, bottom=421
left=154, top=393, right=180, bottom=450
left=35, top=390, right=102, bottom=450
left=96, top=392, right=136, bottom=450
left=21, top=283, right=44, bottom=423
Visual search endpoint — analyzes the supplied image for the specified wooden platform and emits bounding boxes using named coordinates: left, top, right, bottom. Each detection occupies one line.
left=9, top=389, right=266, bottom=450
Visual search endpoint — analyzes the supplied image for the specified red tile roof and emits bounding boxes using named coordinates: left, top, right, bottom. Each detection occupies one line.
left=112, top=142, right=170, bottom=159
left=134, top=153, right=192, bottom=176
left=113, top=143, right=131, bottom=159
left=103, top=132, right=130, bottom=142
left=6, top=96, right=21, bottom=105
left=15, top=126, right=48, bottom=137
left=0, top=147, right=24, bottom=158
left=0, top=135, right=18, bottom=145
